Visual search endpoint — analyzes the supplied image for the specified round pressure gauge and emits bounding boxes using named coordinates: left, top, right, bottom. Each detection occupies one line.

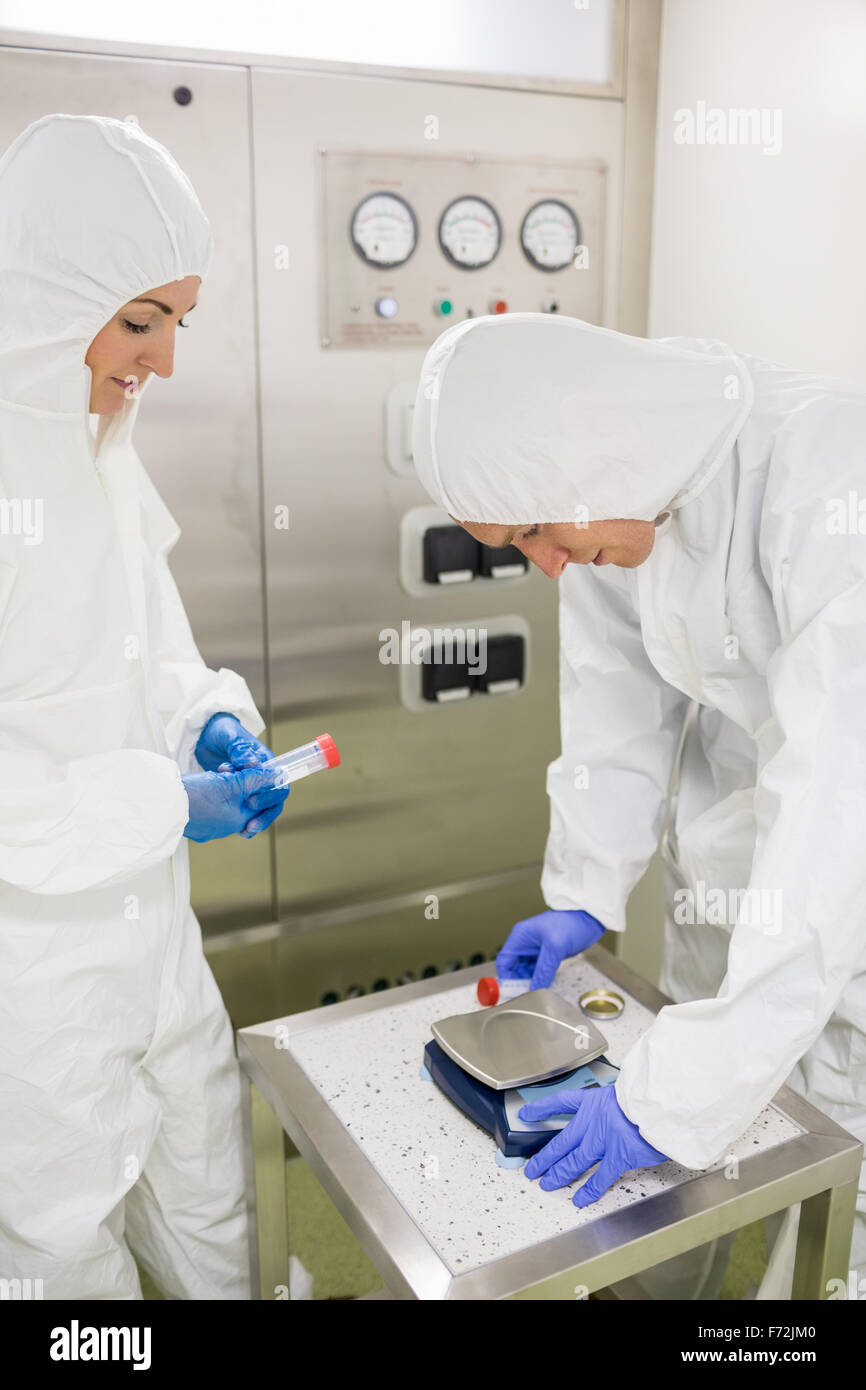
left=350, top=192, right=418, bottom=268
left=438, top=196, right=502, bottom=269
left=520, top=199, right=581, bottom=271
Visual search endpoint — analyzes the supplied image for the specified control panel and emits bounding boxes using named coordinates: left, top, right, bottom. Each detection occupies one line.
left=398, top=615, right=531, bottom=713
left=319, top=149, right=605, bottom=348
left=400, top=506, right=529, bottom=598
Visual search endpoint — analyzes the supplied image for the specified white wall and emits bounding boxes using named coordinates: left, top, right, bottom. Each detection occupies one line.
left=650, top=0, right=866, bottom=382
left=621, top=0, right=866, bottom=988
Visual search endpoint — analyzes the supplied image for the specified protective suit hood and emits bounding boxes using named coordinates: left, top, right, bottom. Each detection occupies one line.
left=412, top=313, right=755, bottom=525
left=0, top=112, right=212, bottom=427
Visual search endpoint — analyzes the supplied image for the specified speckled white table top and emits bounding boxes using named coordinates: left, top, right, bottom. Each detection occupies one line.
left=280, top=958, right=805, bottom=1276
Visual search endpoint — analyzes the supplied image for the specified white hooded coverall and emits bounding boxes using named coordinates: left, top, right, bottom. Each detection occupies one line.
left=0, top=114, right=263, bottom=1298
left=413, top=312, right=866, bottom=1291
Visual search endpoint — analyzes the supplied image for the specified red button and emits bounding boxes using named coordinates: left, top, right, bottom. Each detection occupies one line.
left=492, top=300, right=507, bottom=315
left=477, top=976, right=500, bottom=1006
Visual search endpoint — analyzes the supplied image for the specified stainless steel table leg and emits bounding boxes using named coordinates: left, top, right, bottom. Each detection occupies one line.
left=241, top=1073, right=290, bottom=1300
left=792, top=1179, right=859, bottom=1300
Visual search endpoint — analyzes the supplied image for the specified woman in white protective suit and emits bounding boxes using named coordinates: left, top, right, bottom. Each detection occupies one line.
left=412, top=311, right=866, bottom=1301
left=0, top=114, right=289, bottom=1299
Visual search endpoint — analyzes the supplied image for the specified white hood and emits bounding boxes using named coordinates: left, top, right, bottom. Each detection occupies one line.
left=0, top=112, right=212, bottom=425
left=412, top=313, right=755, bottom=525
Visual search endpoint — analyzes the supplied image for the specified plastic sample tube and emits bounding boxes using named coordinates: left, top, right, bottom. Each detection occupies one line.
left=261, top=733, right=340, bottom=788
left=476, top=976, right=531, bottom=1007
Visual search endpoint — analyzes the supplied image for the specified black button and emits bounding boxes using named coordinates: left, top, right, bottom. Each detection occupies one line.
left=471, top=635, right=525, bottom=694
left=423, top=525, right=479, bottom=584
left=478, top=543, right=528, bottom=578
left=421, top=635, right=472, bottom=702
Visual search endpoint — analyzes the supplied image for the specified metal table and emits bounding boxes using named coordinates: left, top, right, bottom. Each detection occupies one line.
left=237, top=946, right=862, bottom=1300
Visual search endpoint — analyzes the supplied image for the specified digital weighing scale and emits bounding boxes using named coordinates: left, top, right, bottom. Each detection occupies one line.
left=424, top=988, right=620, bottom=1158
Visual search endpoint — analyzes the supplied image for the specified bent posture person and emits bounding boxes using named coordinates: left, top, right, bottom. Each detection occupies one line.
left=413, top=311, right=866, bottom=1299
left=0, top=114, right=289, bottom=1298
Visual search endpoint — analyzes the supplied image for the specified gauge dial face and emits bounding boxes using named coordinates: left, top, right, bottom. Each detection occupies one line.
left=350, top=192, right=418, bottom=267
left=520, top=199, right=581, bottom=271
left=438, top=196, right=502, bottom=269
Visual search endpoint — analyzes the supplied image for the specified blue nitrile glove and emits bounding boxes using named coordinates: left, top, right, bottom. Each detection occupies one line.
left=182, top=766, right=289, bottom=843
left=193, top=713, right=288, bottom=835
left=194, top=712, right=273, bottom=773
left=521, top=1084, right=669, bottom=1207
left=496, top=909, right=605, bottom=990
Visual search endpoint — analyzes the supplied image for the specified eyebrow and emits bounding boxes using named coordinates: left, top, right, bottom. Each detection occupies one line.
left=131, top=297, right=198, bottom=316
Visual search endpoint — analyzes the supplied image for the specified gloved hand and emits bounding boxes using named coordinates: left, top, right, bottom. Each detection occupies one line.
left=496, top=908, right=605, bottom=990
left=194, top=712, right=274, bottom=773
left=193, top=713, right=288, bottom=835
left=182, top=766, right=290, bottom=842
left=521, top=1084, right=669, bottom=1207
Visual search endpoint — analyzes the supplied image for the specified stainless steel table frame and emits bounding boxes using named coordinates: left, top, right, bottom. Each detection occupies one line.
left=237, top=947, right=862, bottom=1300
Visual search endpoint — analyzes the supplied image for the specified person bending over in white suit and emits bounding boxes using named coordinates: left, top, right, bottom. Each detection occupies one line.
left=413, top=311, right=866, bottom=1300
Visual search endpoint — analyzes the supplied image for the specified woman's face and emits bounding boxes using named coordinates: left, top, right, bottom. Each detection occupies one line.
left=456, top=518, right=657, bottom=577
left=85, top=276, right=201, bottom=415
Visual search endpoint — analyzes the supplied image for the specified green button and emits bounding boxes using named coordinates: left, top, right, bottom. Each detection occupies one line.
left=438, top=299, right=453, bottom=315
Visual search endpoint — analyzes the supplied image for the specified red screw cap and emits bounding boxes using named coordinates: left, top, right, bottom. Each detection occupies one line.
left=477, top=976, right=500, bottom=1007
left=315, top=732, right=341, bottom=768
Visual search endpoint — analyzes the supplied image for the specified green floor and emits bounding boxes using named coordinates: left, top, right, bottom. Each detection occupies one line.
left=138, top=1157, right=769, bottom=1300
